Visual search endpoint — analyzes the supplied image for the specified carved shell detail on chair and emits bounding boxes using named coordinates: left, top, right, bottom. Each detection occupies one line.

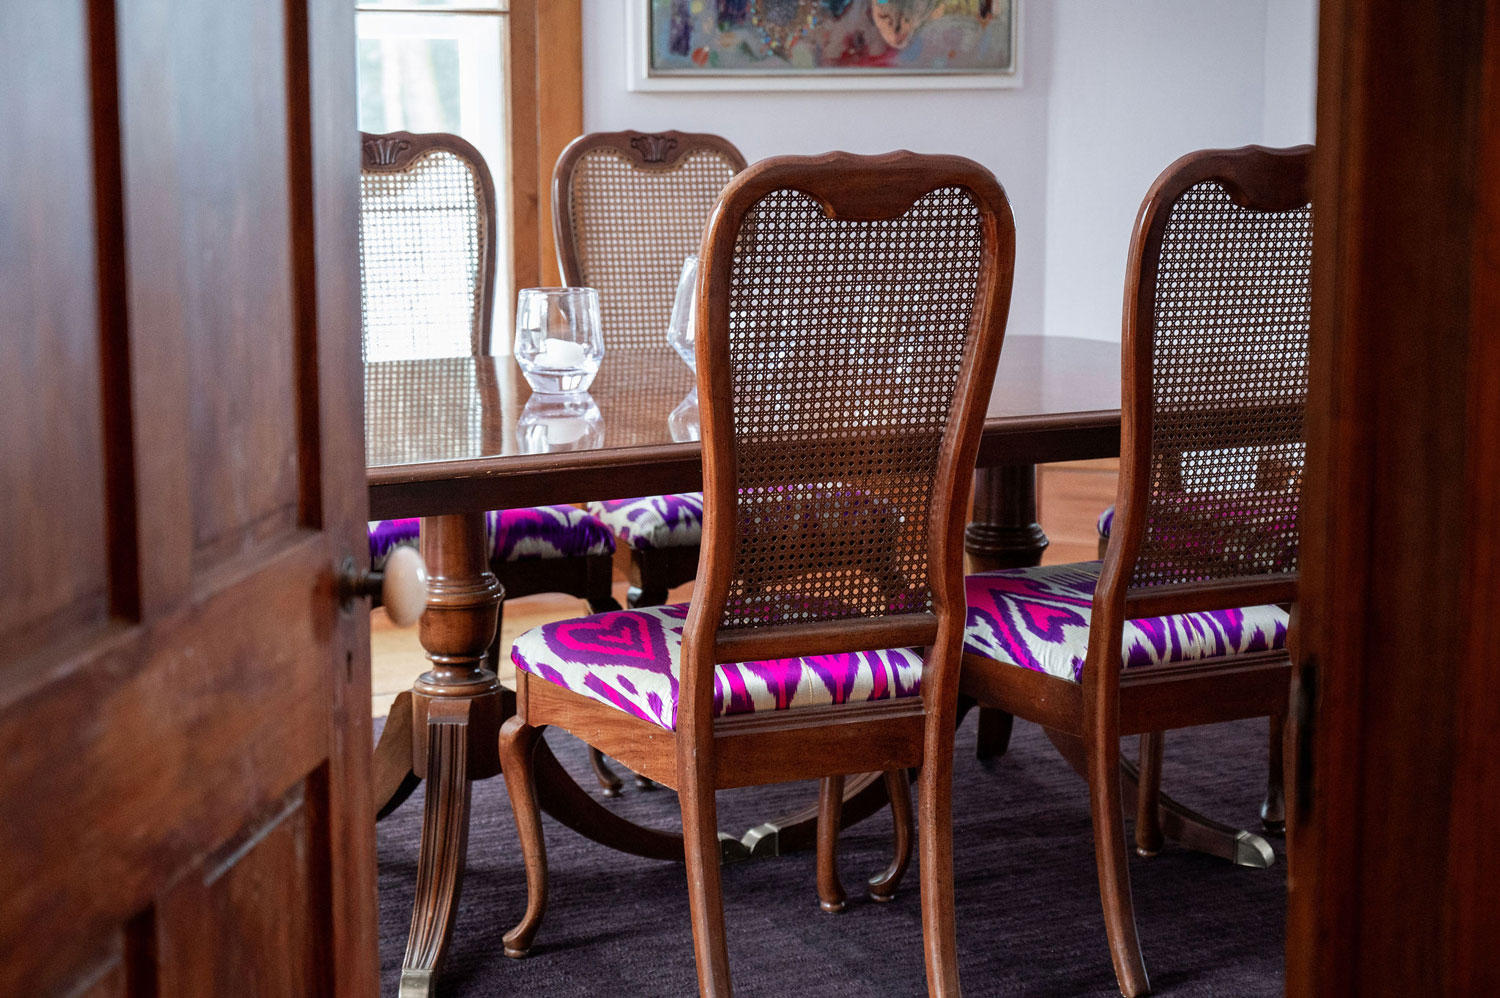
left=629, top=133, right=680, bottom=164
left=363, top=135, right=411, bottom=167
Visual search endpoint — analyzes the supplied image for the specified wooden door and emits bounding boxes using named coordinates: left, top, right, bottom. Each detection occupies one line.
left=0, top=1, right=376, bottom=995
left=1289, top=0, right=1500, bottom=993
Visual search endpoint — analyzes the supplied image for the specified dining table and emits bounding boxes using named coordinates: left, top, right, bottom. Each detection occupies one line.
left=367, top=334, right=1124, bottom=996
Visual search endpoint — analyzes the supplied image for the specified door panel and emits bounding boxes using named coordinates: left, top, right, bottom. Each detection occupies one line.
left=0, top=0, right=112, bottom=663
left=0, top=0, right=374, bottom=994
left=156, top=780, right=328, bottom=998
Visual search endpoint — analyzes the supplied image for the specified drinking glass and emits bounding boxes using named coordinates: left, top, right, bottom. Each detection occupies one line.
left=514, top=287, right=604, bottom=394
left=666, top=255, right=698, bottom=371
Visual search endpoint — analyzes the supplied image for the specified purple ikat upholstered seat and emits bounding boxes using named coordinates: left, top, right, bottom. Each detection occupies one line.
left=368, top=506, right=614, bottom=570
left=511, top=602, right=923, bottom=730
left=963, top=561, right=1288, bottom=685
left=587, top=493, right=704, bottom=550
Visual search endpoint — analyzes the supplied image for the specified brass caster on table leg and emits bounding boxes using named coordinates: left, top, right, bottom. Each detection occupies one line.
left=398, top=969, right=437, bottom=998
left=718, top=832, right=751, bottom=865
left=1232, top=830, right=1277, bottom=869
left=740, top=821, right=781, bottom=860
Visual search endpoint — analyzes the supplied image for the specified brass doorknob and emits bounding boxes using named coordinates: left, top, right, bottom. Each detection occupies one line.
left=341, top=546, right=428, bottom=627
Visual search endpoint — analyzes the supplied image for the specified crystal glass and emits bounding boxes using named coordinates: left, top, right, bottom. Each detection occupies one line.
left=668, top=387, right=700, bottom=442
left=516, top=393, right=604, bottom=453
left=666, top=255, right=698, bottom=371
left=514, top=287, right=604, bottom=394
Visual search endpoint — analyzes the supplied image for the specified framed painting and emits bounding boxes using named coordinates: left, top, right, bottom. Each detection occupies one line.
left=626, top=0, right=1021, bottom=91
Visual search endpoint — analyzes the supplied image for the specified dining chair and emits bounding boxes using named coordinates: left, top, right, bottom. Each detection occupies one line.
left=550, top=128, right=748, bottom=793
left=957, top=144, right=1311, bottom=996
left=1093, top=445, right=1303, bottom=832
left=552, top=129, right=748, bottom=609
left=499, top=150, right=1016, bottom=997
left=360, top=130, right=623, bottom=807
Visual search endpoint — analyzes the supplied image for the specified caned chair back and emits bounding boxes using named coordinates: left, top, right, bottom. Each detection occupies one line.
left=552, top=130, right=747, bottom=351
left=684, top=152, right=1015, bottom=693
left=359, top=130, right=497, bottom=360
left=1100, top=144, right=1314, bottom=625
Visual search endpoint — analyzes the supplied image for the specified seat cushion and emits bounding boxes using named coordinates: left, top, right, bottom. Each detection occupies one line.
left=367, top=505, right=614, bottom=569
left=963, top=561, right=1288, bottom=684
left=511, top=602, right=923, bottom=730
left=1097, top=505, right=1115, bottom=538
left=588, top=493, right=704, bottom=551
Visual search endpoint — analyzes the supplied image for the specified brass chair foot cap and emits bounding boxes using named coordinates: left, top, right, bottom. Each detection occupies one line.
left=819, top=899, right=847, bottom=914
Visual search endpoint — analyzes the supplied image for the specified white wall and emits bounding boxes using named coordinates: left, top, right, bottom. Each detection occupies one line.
left=1262, top=0, right=1319, bottom=145
left=581, top=0, right=1317, bottom=342
left=582, top=0, right=1056, bottom=339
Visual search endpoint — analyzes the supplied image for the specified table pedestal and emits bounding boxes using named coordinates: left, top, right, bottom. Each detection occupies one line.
left=964, top=464, right=1049, bottom=759
left=372, top=514, right=694, bottom=998
left=399, top=514, right=503, bottom=998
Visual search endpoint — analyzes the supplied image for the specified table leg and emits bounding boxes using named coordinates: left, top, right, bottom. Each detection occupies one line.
left=399, top=513, right=503, bottom=998
left=966, top=464, right=1049, bottom=760
left=1043, top=727, right=1276, bottom=869
left=374, top=690, right=420, bottom=820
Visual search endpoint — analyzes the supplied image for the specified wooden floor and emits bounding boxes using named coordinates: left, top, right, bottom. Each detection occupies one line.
left=371, top=460, right=1118, bottom=715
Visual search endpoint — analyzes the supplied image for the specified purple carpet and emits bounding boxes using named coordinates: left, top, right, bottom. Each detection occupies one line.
left=376, top=713, right=1284, bottom=996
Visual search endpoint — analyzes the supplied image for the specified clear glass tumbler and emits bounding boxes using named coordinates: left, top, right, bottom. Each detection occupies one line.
left=666, top=255, right=698, bottom=371
left=514, top=287, right=604, bottom=394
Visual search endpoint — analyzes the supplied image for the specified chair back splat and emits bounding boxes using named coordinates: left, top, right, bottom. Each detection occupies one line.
left=1096, top=145, right=1314, bottom=639
left=359, top=130, right=497, bottom=360
left=684, top=151, right=1016, bottom=733
left=553, top=130, right=748, bottom=351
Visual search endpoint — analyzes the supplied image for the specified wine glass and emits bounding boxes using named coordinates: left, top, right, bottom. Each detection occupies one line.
left=514, top=287, right=604, bottom=394
left=666, top=255, right=698, bottom=371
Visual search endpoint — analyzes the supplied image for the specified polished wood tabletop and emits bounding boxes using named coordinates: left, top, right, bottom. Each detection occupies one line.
left=365, top=334, right=1121, bottom=518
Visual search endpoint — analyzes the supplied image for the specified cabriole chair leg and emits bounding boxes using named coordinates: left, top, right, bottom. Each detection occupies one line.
left=1088, top=729, right=1151, bottom=997
left=867, top=767, right=913, bottom=902
left=500, top=716, right=549, bottom=959
left=816, top=775, right=848, bottom=913
left=587, top=746, right=625, bottom=797
left=1261, top=714, right=1287, bottom=833
left=680, top=779, right=733, bottom=997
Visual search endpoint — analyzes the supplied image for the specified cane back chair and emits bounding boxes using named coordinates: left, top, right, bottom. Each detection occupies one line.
left=958, top=145, right=1312, bottom=996
left=499, top=151, right=1016, bottom=997
left=360, top=130, right=621, bottom=812
left=553, top=130, right=748, bottom=608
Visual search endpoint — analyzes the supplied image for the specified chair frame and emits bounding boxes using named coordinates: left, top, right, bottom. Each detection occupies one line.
left=359, top=130, right=498, bottom=357
left=501, top=150, right=1016, bottom=997
left=552, top=129, right=749, bottom=606
left=359, top=130, right=620, bottom=801
left=960, top=144, right=1312, bottom=997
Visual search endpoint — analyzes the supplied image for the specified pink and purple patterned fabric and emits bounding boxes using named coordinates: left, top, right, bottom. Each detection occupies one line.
left=588, top=493, right=704, bottom=551
left=510, top=602, right=923, bottom=730
left=1097, top=505, right=1116, bottom=538
left=367, top=505, right=614, bottom=569
left=963, top=561, right=1288, bottom=684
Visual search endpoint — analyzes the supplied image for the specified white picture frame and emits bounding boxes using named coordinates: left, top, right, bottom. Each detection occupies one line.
left=625, top=0, right=1022, bottom=93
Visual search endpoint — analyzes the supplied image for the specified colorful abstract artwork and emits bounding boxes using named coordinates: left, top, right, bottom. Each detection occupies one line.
left=632, top=0, right=1019, bottom=90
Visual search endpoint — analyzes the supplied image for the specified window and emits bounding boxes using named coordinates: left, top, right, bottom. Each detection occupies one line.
left=356, top=0, right=512, bottom=339
left=355, top=0, right=581, bottom=350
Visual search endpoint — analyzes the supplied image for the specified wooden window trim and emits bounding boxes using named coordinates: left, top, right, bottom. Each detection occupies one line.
left=507, top=0, right=583, bottom=293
